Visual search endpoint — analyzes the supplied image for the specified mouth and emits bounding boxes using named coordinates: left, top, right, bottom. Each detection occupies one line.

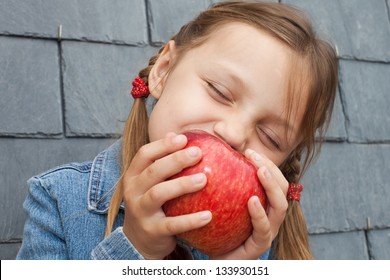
left=181, top=129, right=233, bottom=150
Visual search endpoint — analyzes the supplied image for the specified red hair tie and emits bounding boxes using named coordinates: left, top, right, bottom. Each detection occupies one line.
left=131, top=77, right=149, bottom=98
left=287, top=183, right=303, bottom=202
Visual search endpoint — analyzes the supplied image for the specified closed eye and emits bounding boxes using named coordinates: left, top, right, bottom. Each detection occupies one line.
left=258, top=128, right=281, bottom=150
left=206, top=82, right=232, bottom=104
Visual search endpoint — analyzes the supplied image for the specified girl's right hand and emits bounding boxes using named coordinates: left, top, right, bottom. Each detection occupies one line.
left=122, top=132, right=212, bottom=260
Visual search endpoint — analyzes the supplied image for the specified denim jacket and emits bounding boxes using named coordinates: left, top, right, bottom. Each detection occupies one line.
left=17, top=140, right=270, bottom=260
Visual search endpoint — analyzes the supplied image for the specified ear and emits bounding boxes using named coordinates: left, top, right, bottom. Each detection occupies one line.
left=148, top=40, right=177, bottom=99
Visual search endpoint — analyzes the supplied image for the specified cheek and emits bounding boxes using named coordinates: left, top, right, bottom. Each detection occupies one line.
left=247, top=139, right=291, bottom=167
left=274, top=155, right=288, bottom=167
left=148, top=102, right=175, bottom=142
left=147, top=93, right=192, bottom=142
left=259, top=150, right=287, bottom=167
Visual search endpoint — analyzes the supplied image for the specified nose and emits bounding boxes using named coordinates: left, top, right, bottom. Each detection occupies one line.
left=213, top=117, right=250, bottom=153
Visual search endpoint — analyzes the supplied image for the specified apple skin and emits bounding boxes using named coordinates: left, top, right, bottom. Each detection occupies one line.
left=163, top=130, right=268, bottom=256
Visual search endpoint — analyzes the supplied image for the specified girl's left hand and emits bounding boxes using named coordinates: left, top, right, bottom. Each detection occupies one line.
left=210, top=149, right=289, bottom=260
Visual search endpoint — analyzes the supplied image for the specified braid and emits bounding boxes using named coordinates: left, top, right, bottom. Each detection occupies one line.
left=105, top=46, right=165, bottom=237
left=271, top=149, right=313, bottom=259
left=138, top=45, right=190, bottom=260
left=281, top=150, right=302, bottom=183
left=107, top=43, right=190, bottom=259
left=121, top=46, right=166, bottom=171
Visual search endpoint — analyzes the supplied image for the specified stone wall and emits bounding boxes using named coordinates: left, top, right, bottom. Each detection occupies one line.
left=1, top=0, right=389, bottom=259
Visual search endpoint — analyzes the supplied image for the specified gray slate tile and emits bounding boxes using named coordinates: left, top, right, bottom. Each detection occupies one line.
left=0, top=242, right=21, bottom=260
left=283, top=0, right=390, bottom=61
left=0, top=0, right=147, bottom=45
left=148, top=0, right=212, bottom=44
left=0, top=138, right=113, bottom=241
left=324, top=90, right=347, bottom=141
left=0, top=37, right=62, bottom=136
left=210, top=0, right=278, bottom=3
left=367, top=229, right=390, bottom=259
left=62, top=42, right=157, bottom=136
left=1, top=0, right=389, bottom=261
left=339, top=60, right=390, bottom=142
left=301, top=143, right=390, bottom=233
left=309, top=231, right=369, bottom=259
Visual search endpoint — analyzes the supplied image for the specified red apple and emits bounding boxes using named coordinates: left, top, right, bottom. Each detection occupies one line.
left=163, top=130, right=268, bottom=256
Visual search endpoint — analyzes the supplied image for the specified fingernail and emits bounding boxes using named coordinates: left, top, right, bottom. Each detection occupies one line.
left=173, top=134, right=186, bottom=144
left=199, top=211, right=212, bottom=221
left=246, top=149, right=263, bottom=161
left=253, top=196, right=261, bottom=209
left=261, top=166, right=270, bottom=179
left=192, top=173, right=206, bottom=185
left=246, top=149, right=255, bottom=156
left=187, top=147, right=200, bottom=157
left=253, top=152, right=263, bottom=162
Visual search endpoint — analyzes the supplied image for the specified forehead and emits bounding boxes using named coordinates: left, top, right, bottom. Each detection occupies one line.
left=185, top=22, right=293, bottom=86
left=198, top=23, right=277, bottom=56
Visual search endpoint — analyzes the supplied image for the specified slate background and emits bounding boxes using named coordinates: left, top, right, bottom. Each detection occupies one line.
left=1, top=0, right=389, bottom=260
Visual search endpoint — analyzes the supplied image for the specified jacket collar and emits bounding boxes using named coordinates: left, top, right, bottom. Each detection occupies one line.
left=87, top=139, right=124, bottom=214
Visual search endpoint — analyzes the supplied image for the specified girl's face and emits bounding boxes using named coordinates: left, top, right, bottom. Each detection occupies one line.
left=148, top=23, right=308, bottom=166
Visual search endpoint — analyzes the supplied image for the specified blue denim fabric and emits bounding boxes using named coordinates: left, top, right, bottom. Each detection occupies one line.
left=16, top=140, right=269, bottom=260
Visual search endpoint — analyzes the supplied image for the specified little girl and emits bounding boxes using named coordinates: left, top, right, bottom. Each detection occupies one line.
left=17, top=1, right=338, bottom=260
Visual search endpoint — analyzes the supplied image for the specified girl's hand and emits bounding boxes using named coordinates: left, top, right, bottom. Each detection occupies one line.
left=122, top=132, right=212, bottom=260
left=211, top=149, right=288, bottom=260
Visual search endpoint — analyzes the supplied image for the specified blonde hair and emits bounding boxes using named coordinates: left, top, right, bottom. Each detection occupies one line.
left=106, top=1, right=338, bottom=260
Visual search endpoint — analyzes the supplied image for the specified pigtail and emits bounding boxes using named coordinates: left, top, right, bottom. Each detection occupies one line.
left=272, top=152, right=313, bottom=259
left=273, top=201, right=313, bottom=259
left=104, top=97, right=148, bottom=237
left=105, top=45, right=193, bottom=260
left=105, top=48, right=164, bottom=237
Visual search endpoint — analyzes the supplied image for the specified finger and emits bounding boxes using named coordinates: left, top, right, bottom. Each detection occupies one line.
left=245, top=149, right=289, bottom=195
left=135, top=145, right=203, bottom=194
left=129, top=132, right=188, bottom=175
left=248, top=196, right=272, bottom=241
left=225, top=196, right=272, bottom=259
left=158, top=211, right=212, bottom=236
left=213, top=196, right=272, bottom=260
left=258, top=166, right=288, bottom=235
left=140, top=173, right=207, bottom=212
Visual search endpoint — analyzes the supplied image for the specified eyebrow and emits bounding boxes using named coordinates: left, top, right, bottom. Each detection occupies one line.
left=211, top=63, right=250, bottom=94
left=272, top=112, right=295, bottom=130
left=272, top=112, right=304, bottom=152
